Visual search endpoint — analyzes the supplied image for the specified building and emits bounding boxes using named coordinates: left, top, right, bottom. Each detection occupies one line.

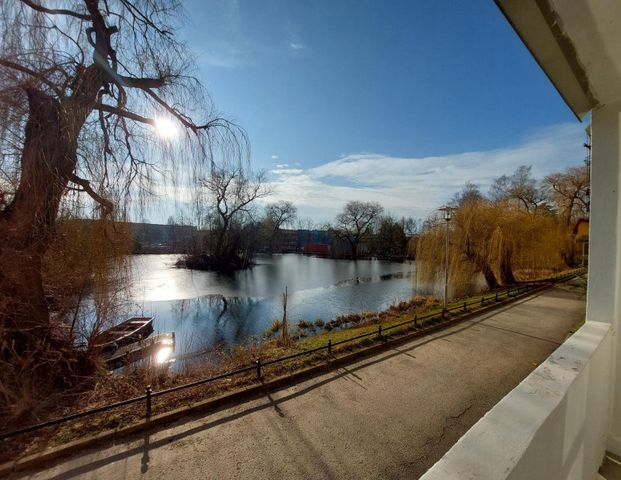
left=297, top=229, right=334, bottom=255
left=303, top=243, right=330, bottom=256
left=573, top=218, right=590, bottom=243
left=422, top=2, right=621, bottom=479
left=573, top=218, right=590, bottom=266
left=129, top=222, right=196, bottom=253
left=279, top=229, right=299, bottom=253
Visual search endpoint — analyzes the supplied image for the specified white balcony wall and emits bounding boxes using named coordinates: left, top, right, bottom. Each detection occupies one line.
left=588, top=99, right=621, bottom=454
left=421, top=321, right=612, bottom=480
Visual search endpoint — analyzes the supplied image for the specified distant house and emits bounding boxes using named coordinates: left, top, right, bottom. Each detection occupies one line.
left=303, top=243, right=330, bottom=256
left=129, top=222, right=197, bottom=253
left=297, top=229, right=333, bottom=256
left=572, top=218, right=589, bottom=243
left=572, top=218, right=589, bottom=265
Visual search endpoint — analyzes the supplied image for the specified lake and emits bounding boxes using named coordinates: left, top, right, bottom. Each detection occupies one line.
left=123, top=254, right=426, bottom=361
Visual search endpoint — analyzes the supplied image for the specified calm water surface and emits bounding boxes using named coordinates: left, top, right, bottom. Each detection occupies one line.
left=125, top=254, right=425, bottom=358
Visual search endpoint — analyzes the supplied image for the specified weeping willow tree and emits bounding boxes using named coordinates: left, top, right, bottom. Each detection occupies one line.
left=43, top=205, right=134, bottom=350
left=417, top=197, right=569, bottom=298
left=503, top=207, right=570, bottom=276
left=415, top=218, right=482, bottom=298
left=0, top=0, right=246, bottom=421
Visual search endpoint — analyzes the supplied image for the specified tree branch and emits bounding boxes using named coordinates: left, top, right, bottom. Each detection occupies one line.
left=0, top=58, right=61, bottom=94
left=143, top=88, right=227, bottom=133
left=19, top=0, right=92, bottom=21
left=114, top=74, right=167, bottom=89
left=118, top=0, right=173, bottom=38
left=69, top=174, right=113, bottom=214
left=93, top=102, right=155, bottom=126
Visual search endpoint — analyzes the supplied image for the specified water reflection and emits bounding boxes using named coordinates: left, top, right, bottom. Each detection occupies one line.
left=156, top=345, right=174, bottom=365
left=126, top=254, right=424, bottom=359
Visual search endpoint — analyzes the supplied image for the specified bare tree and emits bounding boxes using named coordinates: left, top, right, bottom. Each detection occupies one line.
left=452, top=181, right=484, bottom=206
left=399, top=216, right=419, bottom=238
left=192, top=166, right=268, bottom=270
left=296, top=217, right=315, bottom=231
left=333, top=201, right=383, bottom=260
left=263, top=200, right=297, bottom=253
left=489, top=165, right=544, bottom=212
left=543, top=165, right=590, bottom=225
left=0, top=0, right=246, bottom=403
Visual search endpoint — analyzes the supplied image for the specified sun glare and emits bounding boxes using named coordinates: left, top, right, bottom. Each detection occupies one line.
left=156, top=345, right=174, bottom=364
left=154, top=117, right=178, bottom=139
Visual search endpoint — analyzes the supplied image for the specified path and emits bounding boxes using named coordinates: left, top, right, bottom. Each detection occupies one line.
left=13, top=287, right=586, bottom=480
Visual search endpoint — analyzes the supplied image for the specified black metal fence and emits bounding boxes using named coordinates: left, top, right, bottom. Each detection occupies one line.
left=0, top=268, right=585, bottom=441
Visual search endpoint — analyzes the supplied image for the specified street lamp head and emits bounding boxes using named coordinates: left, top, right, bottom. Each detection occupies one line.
left=439, top=206, right=454, bottom=222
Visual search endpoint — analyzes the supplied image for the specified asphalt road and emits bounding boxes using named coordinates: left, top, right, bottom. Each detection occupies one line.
left=14, top=287, right=586, bottom=480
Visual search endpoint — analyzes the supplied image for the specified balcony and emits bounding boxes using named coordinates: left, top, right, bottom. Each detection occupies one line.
left=422, top=2, right=621, bottom=479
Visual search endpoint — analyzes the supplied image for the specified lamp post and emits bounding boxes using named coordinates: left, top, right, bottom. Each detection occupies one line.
left=439, top=206, right=454, bottom=316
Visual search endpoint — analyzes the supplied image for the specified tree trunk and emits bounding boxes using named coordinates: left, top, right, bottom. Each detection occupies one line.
left=0, top=89, right=75, bottom=356
left=350, top=239, right=358, bottom=260
left=499, top=248, right=517, bottom=285
left=479, top=261, right=499, bottom=290
left=0, top=81, right=106, bottom=423
left=212, top=220, right=230, bottom=268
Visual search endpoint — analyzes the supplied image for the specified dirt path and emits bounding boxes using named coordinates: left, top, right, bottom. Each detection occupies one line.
left=13, top=287, right=586, bottom=480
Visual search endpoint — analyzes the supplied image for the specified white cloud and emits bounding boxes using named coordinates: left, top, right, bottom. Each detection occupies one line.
left=265, top=123, right=587, bottom=222
left=272, top=168, right=304, bottom=177
left=286, top=27, right=307, bottom=53
left=271, top=155, right=279, bottom=159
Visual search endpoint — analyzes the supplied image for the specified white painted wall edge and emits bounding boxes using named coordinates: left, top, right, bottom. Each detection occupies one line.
left=420, top=320, right=612, bottom=480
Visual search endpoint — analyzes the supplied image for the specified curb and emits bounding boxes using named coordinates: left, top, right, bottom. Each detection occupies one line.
left=0, top=282, right=555, bottom=477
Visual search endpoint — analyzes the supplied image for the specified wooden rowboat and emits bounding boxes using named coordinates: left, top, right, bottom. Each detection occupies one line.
left=95, top=317, right=154, bottom=353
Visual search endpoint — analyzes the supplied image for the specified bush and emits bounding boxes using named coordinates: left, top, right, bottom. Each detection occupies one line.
left=314, top=319, right=325, bottom=327
left=270, top=319, right=281, bottom=333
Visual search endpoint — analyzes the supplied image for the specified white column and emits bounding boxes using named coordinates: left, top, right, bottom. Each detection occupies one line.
left=587, top=98, right=621, bottom=454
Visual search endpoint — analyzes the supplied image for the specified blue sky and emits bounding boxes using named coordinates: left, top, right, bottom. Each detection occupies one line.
left=149, top=0, right=587, bottom=224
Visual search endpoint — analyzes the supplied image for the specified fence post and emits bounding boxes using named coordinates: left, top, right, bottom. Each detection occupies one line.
left=328, top=338, right=332, bottom=355
left=145, top=385, right=152, bottom=418
left=255, top=358, right=262, bottom=379
left=414, top=314, right=417, bottom=327
left=463, top=300, right=467, bottom=312
left=378, top=324, right=382, bottom=338
left=481, top=296, right=484, bottom=306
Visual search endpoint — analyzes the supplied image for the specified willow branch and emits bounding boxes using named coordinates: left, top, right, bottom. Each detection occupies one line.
left=143, top=88, right=224, bottom=133
left=114, top=74, right=167, bottom=89
left=69, top=174, right=113, bottom=214
left=93, top=102, right=155, bottom=126
left=118, top=0, right=173, bottom=37
left=0, top=58, right=61, bottom=94
left=19, top=0, right=92, bottom=21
